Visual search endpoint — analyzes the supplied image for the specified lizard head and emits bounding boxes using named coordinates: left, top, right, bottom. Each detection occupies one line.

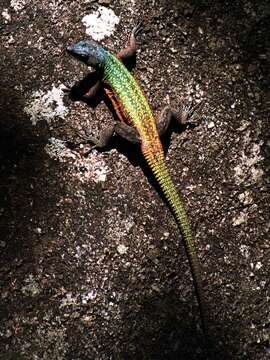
left=66, top=40, right=107, bottom=69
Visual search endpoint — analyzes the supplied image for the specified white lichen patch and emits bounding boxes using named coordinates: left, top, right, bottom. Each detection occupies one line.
left=21, top=274, right=42, bottom=297
left=234, top=142, right=264, bottom=185
left=82, top=6, right=120, bottom=41
left=232, top=210, right=249, bottom=226
left=81, top=291, right=97, bottom=304
left=238, top=190, right=253, bottom=205
left=72, top=150, right=110, bottom=183
left=2, top=9, right=11, bottom=21
left=106, top=211, right=135, bottom=243
left=10, top=0, right=28, bottom=12
left=254, top=261, right=262, bottom=270
left=45, top=137, right=68, bottom=160
left=207, top=121, right=215, bottom=129
left=24, top=84, right=68, bottom=126
left=117, top=244, right=128, bottom=255
left=239, top=244, right=250, bottom=259
left=59, top=292, right=78, bottom=308
left=45, top=139, right=110, bottom=184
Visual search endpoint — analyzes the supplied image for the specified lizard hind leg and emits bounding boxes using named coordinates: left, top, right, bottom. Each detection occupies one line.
left=87, top=125, right=115, bottom=149
left=114, top=122, right=141, bottom=144
left=85, top=121, right=140, bottom=149
left=156, top=106, right=174, bottom=137
left=157, top=102, right=201, bottom=137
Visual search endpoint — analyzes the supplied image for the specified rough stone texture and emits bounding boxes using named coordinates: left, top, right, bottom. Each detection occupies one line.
left=0, top=1, right=269, bottom=359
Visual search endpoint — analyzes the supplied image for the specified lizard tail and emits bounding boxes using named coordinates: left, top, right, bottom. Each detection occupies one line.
left=142, top=146, right=208, bottom=335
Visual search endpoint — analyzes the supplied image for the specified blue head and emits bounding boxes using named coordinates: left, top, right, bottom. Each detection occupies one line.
left=66, top=40, right=108, bottom=69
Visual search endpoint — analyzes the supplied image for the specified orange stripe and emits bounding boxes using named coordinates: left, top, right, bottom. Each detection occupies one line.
left=104, top=87, right=131, bottom=124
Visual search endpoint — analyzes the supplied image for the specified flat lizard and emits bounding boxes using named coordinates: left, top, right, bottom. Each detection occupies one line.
left=67, top=24, right=208, bottom=336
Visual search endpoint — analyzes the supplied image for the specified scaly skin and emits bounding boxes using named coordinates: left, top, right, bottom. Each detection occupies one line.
left=104, top=52, right=208, bottom=334
left=67, top=40, right=208, bottom=335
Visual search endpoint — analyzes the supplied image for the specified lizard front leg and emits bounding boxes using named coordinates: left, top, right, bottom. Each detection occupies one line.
left=64, top=71, right=102, bottom=104
left=117, top=23, right=142, bottom=69
left=72, top=75, right=102, bottom=103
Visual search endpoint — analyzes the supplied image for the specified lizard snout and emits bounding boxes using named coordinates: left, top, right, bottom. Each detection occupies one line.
left=66, top=45, right=75, bottom=54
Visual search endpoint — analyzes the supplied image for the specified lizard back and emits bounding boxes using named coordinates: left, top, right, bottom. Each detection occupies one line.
left=103, top=52, right=163, bottom=154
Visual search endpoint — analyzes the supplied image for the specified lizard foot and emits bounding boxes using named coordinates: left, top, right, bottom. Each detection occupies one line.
left=178, top=100, right=204, bottom=125
left=133, top=21, right=143, bottom=38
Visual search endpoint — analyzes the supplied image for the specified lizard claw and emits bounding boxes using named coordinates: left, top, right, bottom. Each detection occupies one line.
left=180, top=100, right=204, bottom=124
left=61, top=83, right=72, bottom=93
left=133, top=21, right=143, bottom=38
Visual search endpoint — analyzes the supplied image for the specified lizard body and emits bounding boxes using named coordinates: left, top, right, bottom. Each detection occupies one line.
left=67, top=26, right=208, bottom=335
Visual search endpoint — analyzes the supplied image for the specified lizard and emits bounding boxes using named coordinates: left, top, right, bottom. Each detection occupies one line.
left=66, top=24, right=208, bottom=336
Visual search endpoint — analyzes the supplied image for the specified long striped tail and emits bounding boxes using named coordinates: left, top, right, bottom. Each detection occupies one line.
left=142, top=145, right=208, bottom=334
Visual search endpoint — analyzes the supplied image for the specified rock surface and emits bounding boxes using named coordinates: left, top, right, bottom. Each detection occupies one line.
left=0, top=1, right=269, bottom=359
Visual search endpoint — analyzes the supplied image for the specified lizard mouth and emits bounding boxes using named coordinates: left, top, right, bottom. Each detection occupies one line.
left=66, top=45, right=74, bottom=54
left=66, top=44, right=77, bottom=55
